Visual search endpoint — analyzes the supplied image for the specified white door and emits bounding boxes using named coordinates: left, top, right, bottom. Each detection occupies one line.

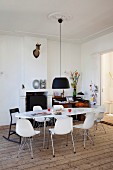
left=101, top=52, right=113, bottom=108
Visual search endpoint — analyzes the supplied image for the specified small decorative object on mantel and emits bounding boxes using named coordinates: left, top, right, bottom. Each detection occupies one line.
left=33, top=80, right=40, bottom=89
left=40, top=79, right=46, bottom=89
left=32, top=79, right=46, bottom=89
left=33, top=43, right=41, bottom=58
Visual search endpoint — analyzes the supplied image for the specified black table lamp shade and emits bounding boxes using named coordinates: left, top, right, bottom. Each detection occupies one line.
left=52, top=77, right=70, bottom=89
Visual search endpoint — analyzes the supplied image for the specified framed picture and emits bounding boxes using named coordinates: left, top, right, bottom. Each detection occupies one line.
left=66, top=96, right=74, bottom=102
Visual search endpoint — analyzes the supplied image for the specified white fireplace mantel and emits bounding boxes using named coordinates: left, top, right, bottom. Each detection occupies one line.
left=19, top=89, right=53, bottom=112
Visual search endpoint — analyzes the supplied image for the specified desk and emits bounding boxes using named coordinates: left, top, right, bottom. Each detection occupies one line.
left=15, top=108, right=94, bottom=148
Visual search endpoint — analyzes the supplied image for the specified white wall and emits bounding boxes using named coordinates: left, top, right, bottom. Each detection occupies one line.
left=101, top=53, right=111, bottom=103
left=23, top=37, right=47, bottom=90
left=0, top=35, right=47, bottom=125
left=0, top=35, right=81, bottom=125
left=0, top=36, right=22, bottom=125
left=2, top=30, right=113, bottom=125
left=47, top=40, right=81, bottom=97
left=81, top=32, right=113, bottom=106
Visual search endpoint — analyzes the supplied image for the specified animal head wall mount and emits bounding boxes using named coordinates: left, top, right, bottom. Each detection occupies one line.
left=33, top=43, right=41, bottom=58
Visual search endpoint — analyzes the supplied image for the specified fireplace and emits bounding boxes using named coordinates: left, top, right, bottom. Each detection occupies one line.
left=26, top=92, right=48, bottom=111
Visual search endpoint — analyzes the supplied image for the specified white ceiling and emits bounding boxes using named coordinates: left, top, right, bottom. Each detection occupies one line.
left=0, top=0, right=113, bottom=43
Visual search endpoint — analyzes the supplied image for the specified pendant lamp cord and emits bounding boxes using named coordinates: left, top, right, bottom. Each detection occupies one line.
left=60, top=21, right=61, bottom=77
left=58, top=18, right=63, bottom=77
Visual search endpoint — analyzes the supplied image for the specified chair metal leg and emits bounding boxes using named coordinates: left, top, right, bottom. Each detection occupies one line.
left=95, top=122, right=98, bottom=130
left=19, top=136, right=21, bottom=144
left=43, top=119, right=46, bottom=149
left=19, top=138, right=27, bottom=151
left=29, top=138, right=33, bottom=159
left=74, top=129, right=80, bottom=142
left=94, top=123, right=97, bottom=136
left=101, top=123, right=106, bottom=134
left=47, top=131, right=50, bottom=149
left=85, top=130, right=94, bottom=146
left=66, top=134, right=68, bottom=146
left=17, top=137, right=24, bottom=157
left=83, top=130, right=86, bottom=149
left=71, top=131, right=76, bottom=153
left=17, top=137, right=34, bottom=159
left=94, top=122, right=106, bottom=135
left=26, top=138, right=31, bottom=150
left=51, top=133, right=55, bottom=157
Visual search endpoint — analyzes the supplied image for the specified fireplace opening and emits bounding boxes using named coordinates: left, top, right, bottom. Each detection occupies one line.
left=26, top=92, right=47, bottom=111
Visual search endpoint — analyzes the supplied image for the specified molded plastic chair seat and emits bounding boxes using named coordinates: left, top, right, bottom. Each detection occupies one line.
left=53, top=105, right=64, bottom=110
left=94, top=106, right=105, bottom=122
left=73, top=112, right=95, bottom=148
left=33, top=106, right=50, bottom=123
left=48, top=117, right=76, bottom=157
left=74, top=124, right=84, bottom=129
left=16, top=118, right=40, bottom=158
left=35, top=117, right=50, bottom=122
left=94, top=106, right=106, bottom=134
left=53, top=105, right=65, bottom=120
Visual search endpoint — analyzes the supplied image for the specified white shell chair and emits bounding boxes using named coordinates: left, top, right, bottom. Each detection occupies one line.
left=53, top=105, right=65, bottom=122
left=94, top=106, right=106, bottom=134
left=53, top=105, right=64, bottom=110
left=48, top=117, right=76, bottom=157
left=33, top=106, right=50, bottom=126
left=16, top=118, right=40, bottom=158
left=73, top=112, right=95, bottom=148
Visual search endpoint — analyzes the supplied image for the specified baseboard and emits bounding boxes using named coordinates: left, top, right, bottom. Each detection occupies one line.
left=101, top=121, right=113, bottom=126
left=0, top=125, right=9, bottom=130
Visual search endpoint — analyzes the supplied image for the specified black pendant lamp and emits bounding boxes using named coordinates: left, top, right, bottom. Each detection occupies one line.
left=52, top=18, right=70, bottom=89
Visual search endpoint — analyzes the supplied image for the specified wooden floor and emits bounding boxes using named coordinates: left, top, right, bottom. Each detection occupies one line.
left=103, top=113, right=113, bottom=125
left=1, top=123, right=113, bottom=170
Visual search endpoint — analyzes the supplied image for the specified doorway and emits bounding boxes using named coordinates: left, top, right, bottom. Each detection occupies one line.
left=101, top=51, right=113, bottom=108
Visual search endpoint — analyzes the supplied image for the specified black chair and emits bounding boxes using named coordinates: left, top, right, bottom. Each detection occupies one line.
left=3, top=108, right=21, bottom=143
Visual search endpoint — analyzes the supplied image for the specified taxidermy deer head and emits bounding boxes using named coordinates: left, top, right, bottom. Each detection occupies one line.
left=33, top=43, right=41, bottom=58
